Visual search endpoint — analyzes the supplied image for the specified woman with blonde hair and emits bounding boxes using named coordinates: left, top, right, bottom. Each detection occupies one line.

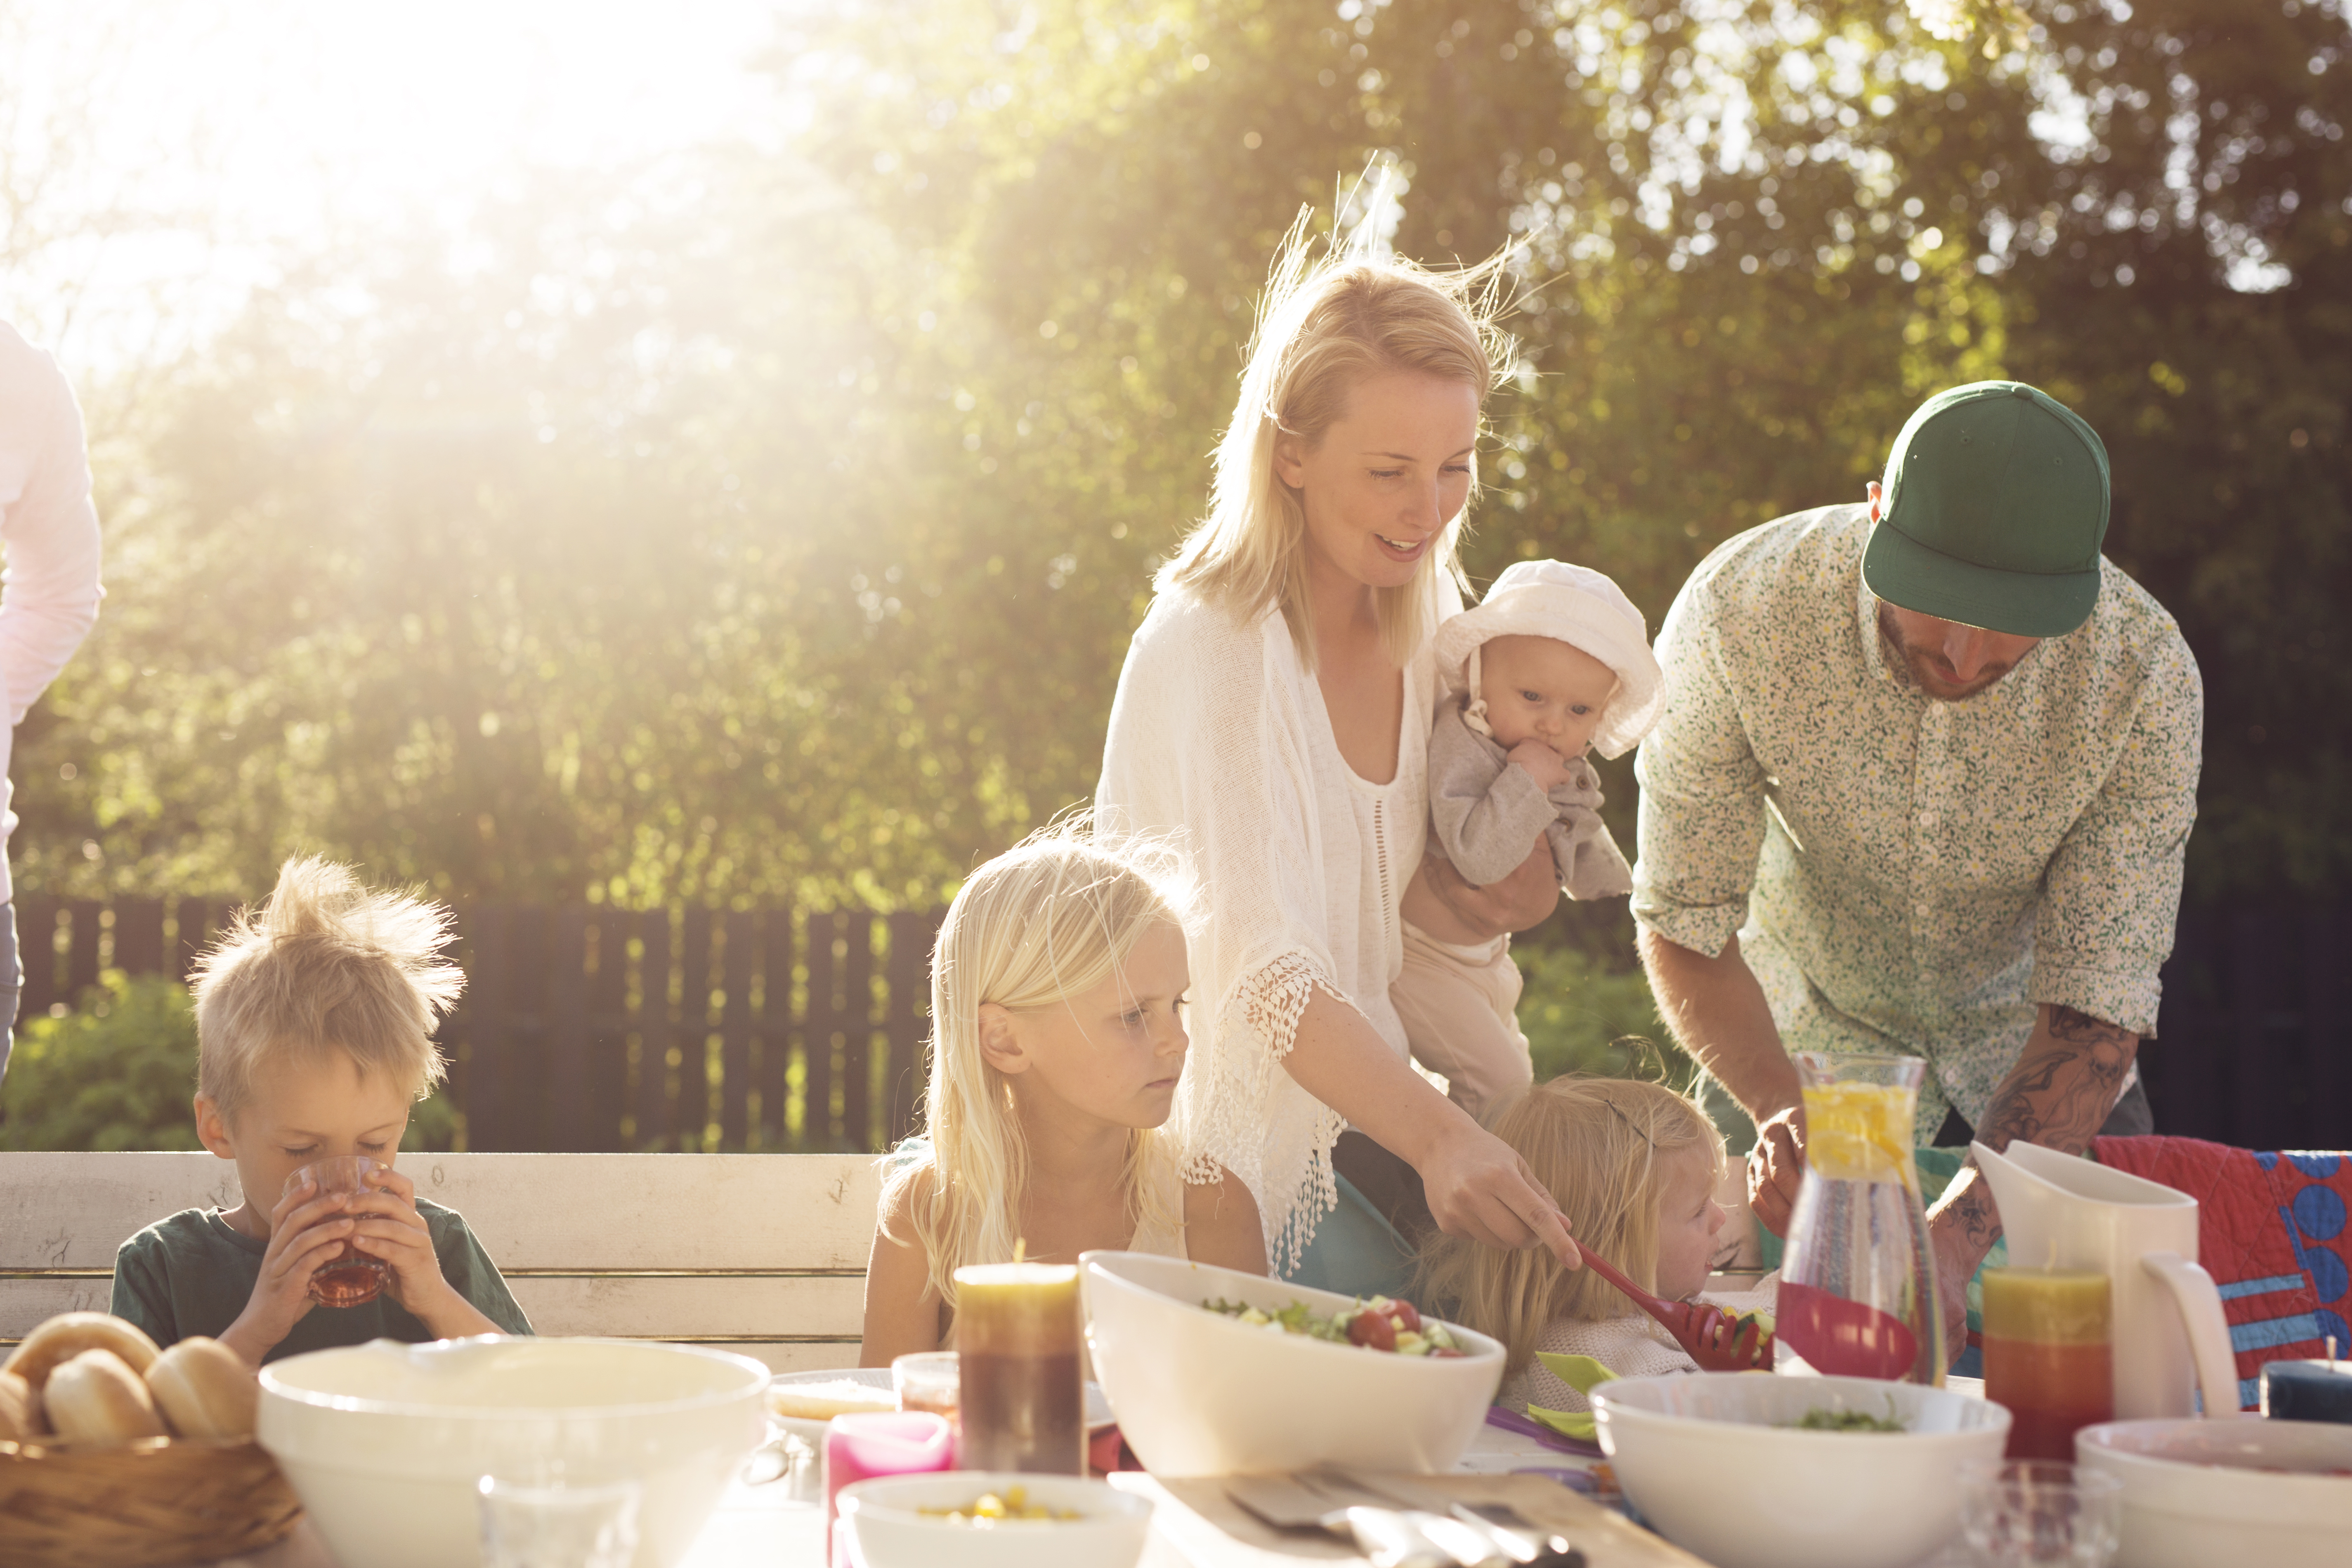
left=1096, top=224, right=1577, bottom=1284
left=1418, top=1077, right=1770, bottom=1416
left=859, top=822, right=1263, bottom=1365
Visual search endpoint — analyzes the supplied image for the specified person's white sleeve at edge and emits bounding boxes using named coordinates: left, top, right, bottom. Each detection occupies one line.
left=0, top=323, right=107, bottom=901
left=0, top=327, right=104, bottom=723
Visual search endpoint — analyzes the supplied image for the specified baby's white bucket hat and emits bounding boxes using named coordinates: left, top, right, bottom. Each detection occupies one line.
left=1433, top=559, right=1664, bottom=759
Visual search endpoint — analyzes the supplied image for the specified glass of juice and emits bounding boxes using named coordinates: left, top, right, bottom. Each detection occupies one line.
left=1981, top=1268, right=2113, bottom=1462
left=285, top=1156, right=391, bottom=1308
left=953, top=1262, right=1084, bottom=1474
left=892, top=1351, right=960, bottom=1420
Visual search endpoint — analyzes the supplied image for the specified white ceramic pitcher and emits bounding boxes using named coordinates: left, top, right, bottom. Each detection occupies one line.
left=1971, top=1141, right=2243, bottom=1419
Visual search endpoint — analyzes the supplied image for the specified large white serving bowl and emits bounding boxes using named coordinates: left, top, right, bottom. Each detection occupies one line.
left=841, top=1471, right=1152, bottom=1568
left=1591, top=1372, right=2011, bottom=1568
left=258, top=1335, right=768, bottom=1568
left=2076, top=1417, right=2352, bottom=1568
left=1078, top=1249, right=1504, bottom=1477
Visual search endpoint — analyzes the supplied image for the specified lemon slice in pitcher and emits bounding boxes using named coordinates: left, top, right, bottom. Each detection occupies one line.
left=1800, top=1082, right=1916, bottom=1185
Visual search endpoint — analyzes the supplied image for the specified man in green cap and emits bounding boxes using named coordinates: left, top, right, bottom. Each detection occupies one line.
left=1631, top=380, right=2202, bottom=1352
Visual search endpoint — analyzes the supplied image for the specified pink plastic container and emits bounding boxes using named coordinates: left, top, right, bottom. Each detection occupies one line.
left=822, top=1410, right=954, bottom=1566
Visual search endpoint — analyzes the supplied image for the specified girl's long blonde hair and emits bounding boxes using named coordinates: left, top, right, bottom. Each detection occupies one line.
left=1160, top=215, right=1519, bottom=669
left=895, top=820, right=1195, bottom=1314
left=1417, top=1077, right=1725, bottom=1374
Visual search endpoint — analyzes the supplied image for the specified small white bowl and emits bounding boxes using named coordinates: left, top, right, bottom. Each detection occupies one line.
left=258, top=1336, right=768, bottom=1568
left=1079, top=1249, right=1504, bottom=1476
left=2076, top=1417, right=2352, bottom=1568
left=840, top=1471, right=1152, bottom=1568
left=1591, top=1372, right=2011, bottom=1568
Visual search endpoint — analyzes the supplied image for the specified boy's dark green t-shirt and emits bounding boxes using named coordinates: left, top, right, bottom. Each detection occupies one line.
left=110, top=1197, right=534, bottom=1363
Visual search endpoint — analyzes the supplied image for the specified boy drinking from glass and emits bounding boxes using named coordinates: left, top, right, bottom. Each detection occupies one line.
left=111, top=857, right=531, bottom=1365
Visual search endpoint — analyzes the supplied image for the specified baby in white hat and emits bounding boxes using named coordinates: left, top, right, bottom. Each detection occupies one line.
left=1393, top=559, right=1664, bottom=1122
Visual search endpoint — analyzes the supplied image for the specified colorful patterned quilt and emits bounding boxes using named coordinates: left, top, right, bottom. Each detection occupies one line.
left=2095, top=1135, right=2352, bottom=1411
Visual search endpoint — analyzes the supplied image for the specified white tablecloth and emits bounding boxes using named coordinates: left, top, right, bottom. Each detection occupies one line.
left=187, top=1394, right=1985, bottom=1566
left=183, top=1417, right=1578, bottom=1568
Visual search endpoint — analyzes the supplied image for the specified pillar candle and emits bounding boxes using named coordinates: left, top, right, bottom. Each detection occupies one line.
left=1983, top=1268, right=2113, bottom=1461
left=2262, top=1360, right=2352, bottom=1424
left=954, top=1261, right=1084, bottom=1475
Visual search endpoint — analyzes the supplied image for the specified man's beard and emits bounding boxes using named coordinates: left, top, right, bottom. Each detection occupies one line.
left=1875, top=603, right=2019, bottom=701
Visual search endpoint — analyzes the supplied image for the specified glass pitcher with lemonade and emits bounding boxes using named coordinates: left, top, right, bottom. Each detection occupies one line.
left=1777, top=1052, right=1945, bottom=1384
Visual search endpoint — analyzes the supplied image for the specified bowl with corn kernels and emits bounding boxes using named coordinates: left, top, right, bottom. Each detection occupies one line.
left=837, top=1473, right=1152, bottom=1568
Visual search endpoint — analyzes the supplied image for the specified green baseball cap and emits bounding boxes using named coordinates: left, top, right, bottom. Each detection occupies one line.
left=1863, top=380, right=2111, bottom=638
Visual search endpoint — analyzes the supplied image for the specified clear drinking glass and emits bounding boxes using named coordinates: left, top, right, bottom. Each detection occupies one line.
left=284, top=1155, right=390, bottom=1308
left=1777, top=1051, right=1945, bottom=1384
left=891, top=1351, right=960, bottom=1421
left=477, top=1474, right=642, bottom=1568
left=1958, top=1460, right=2122, bottom=1567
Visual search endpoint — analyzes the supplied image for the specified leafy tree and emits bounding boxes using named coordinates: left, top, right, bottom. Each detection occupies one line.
left=0, top=975, right=203, bottom=1151
left=5, top=0, right=2341, bottom=932
left=0, top=972, right=457, bottom=1152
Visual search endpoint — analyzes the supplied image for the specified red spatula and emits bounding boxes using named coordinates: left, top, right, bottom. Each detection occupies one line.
left=1773, top=1280, right=1920, bottom=1381
left=1575, top=1247, right=1774, bottom=1372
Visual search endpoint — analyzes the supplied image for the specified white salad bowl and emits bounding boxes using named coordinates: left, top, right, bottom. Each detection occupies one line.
left=1591, top=1372, right=2011, bottom=1568
left=840, top=1471, right=1153, bottom=1568
left=2076, top=1417, right=2352, bottom=1568
left=1079, top=1249, right=1504, bottom=1476
left=258, top=1335, right=768, bottom=1568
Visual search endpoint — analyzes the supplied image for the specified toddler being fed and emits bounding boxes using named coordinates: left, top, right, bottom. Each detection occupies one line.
left=1394, top=561, right=1663, bottom=1121
left=1418, top=1077, right=1771, bottom=1417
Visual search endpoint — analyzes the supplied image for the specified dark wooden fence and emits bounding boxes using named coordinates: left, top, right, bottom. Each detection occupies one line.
left=12, top=897, right=947, bottom=1155
left=14, top=897, right=2349, bottom=1153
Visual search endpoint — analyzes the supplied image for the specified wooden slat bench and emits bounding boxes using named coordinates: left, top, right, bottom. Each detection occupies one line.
left=0, top=1152, right=880, bottom=1372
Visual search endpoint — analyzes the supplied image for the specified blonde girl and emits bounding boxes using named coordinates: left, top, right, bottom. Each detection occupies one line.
left=859, top=827, right=1265, bottom=1365
left=1096, top=219, right=1577, bottom=1283
left=1419, top=1077, right=1770, bottom=1415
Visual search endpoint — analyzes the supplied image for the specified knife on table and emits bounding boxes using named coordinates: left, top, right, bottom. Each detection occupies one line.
left=1223, top=1474, right=1455, bottom=1568
left=1295, top=1471, right=1510, bottom=1568
left=1320, top=1467, right=1585, bottom=1568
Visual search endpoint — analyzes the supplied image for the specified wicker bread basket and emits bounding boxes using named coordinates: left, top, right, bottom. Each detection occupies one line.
left=0, top=1432, right=303, bottom=1568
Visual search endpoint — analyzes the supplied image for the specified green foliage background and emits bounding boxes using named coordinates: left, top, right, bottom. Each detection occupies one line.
left=0, top=974, right=459, bottom=1151
left=2, top=1, right=2344, bottom=1086
left=0, top=976, right=203, bottom=1150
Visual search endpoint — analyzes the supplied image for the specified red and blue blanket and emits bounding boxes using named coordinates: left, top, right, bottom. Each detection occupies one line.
left=2095, top=1135, right=2352, bottom=1411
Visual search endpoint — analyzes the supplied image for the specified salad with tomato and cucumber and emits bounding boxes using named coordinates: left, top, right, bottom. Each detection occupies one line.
left=1201, top=1294, right=1468, bottom=1357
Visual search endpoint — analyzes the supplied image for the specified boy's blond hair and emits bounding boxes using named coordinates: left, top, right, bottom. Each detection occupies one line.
left=191, top=857, right=464, bottom=1122
left=1417, top=1076, right=1724, bottom=1375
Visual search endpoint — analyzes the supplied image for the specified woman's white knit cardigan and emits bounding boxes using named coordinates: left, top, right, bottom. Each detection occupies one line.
left=1096, top=578, right=1457, bottom=1270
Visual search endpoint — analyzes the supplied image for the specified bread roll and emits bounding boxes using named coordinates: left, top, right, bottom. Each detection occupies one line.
left=42, top=1348, right=169, bottom=1446
left=765, top=1379, right=898, bottom=1420
left=0, top=1368, right=42, bottom=1443
left=2, top=1311, right=162, bottom=1392
left=146, top=1336, right=259, bottom=1442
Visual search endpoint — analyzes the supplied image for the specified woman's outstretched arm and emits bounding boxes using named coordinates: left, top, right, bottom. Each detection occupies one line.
left=1280, top=988, right=1581, bottom=1265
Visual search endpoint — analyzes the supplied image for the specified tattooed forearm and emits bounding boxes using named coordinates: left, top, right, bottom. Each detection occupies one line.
left=1933, top=1006, right=2141, bottom=1264
left=1976, top=1005, right=2138, bottom=1157
left=1941, top=1171, right=2000, bottom=1250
